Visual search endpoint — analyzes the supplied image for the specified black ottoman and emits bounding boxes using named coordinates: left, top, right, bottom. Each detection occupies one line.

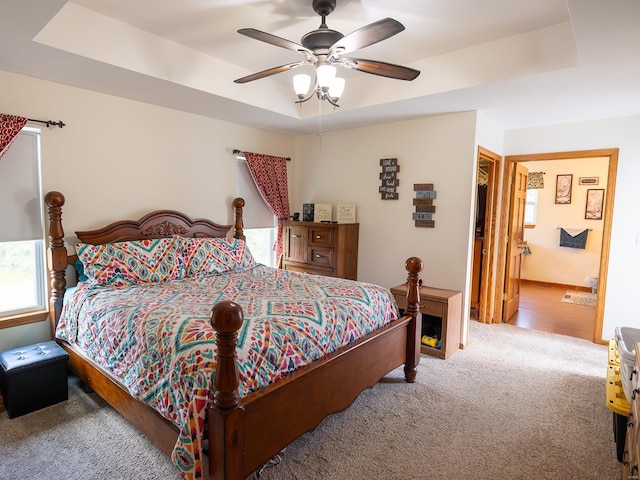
left=0, top=341, right=69, bottom=418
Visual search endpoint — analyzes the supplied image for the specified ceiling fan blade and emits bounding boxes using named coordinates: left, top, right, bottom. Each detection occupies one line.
left=331, top=18, right=405, bottom=54
left=238, top=28, right=310, bottom=54
left=342, top=58, right=420, bottom=81
left=234, top=61, right=305, bottom=84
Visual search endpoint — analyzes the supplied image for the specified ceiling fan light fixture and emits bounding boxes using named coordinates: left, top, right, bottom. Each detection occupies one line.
left=235, top=1, right=420, bottom=109
left=316, top=64, right=336, bottom=92
left=293, top=73, right=312, bottom=99
left=328, top=76, right=345, bottom=102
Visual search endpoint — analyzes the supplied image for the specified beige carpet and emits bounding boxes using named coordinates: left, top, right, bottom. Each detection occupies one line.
left=562, top=290, right=597, bottom=306
left=0, top=321, right=621, bottom=480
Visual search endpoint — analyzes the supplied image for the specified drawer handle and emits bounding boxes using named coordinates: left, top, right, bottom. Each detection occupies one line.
left=292, top=234, right=302, bottom=238
left=633, top=388, right=640, bottom=400
left=315, top=254, right=325, bottom=259
left=632, top=369, right=637, bottom=381
left=315, top=235, right=325, bottom=239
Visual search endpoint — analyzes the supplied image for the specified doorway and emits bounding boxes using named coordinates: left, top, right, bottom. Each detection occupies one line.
left=471, top=147, right=501, bottom=324
left=495, top=148, right=618, bottom=344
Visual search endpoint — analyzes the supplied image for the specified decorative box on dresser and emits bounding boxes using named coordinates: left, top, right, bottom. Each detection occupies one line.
left=282, top=220, right=359, bottom=280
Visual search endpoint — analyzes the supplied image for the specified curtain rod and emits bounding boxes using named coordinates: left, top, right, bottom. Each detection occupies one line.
left=28, top=118, right=66, bottom=128
left=233, top=149, right=290, bottom=161
left=557, top=227, right=593, bottom=231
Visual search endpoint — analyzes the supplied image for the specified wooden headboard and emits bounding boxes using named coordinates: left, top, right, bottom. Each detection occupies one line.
left=44, top=191, right=246, bottom=329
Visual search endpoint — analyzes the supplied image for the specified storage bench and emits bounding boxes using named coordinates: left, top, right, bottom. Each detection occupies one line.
left=0, top=341, right=69, bottom=418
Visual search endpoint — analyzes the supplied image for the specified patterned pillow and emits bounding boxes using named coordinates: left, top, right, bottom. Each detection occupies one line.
left=77, top=237, right=185, bottom=287
left=183, top=237, right=256, bottom=277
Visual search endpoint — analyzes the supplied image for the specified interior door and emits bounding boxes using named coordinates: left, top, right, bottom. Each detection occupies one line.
left=504, top=163, right=528, bottom=321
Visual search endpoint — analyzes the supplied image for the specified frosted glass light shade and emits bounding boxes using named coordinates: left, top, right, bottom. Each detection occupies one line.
left=293, top=74, right=311, bottom=97
left=329, top=77, right=345, bottom=100
left=316, top=64, right=336, bottom=91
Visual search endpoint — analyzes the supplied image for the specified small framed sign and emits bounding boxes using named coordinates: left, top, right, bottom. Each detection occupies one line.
left=313, top=203, right=332, bottom=222
left=337, top=204, right=356, bottom=223
left=579, top=177, right=599, bottom=186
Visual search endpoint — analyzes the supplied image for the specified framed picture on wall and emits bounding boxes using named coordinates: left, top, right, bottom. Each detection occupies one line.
left=585, top=188, right=605, bottom=220
left=555, top=174, right=573, bottom=204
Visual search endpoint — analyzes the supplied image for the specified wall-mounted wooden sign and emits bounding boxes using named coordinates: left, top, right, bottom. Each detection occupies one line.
left=414, top=183, right=436, bottom=228
left=380, top=158, right=399, bottom=200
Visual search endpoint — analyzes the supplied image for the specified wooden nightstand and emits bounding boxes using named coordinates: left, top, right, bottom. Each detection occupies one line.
left=390, top=284, right=462, bottom=359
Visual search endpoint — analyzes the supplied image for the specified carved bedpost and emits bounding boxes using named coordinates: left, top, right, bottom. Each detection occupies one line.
left=233, top=197, right=245, bottom=241
left=403, top=256, right=423, bottom=383
left=209, top=300, right=245, bottom=480
left=45, top=191, right=68, bottom=332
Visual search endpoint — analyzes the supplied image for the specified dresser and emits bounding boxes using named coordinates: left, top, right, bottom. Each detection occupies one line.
left=622, top=344, right=640, bottom=478
left=281, top=220, right=359, bottom=280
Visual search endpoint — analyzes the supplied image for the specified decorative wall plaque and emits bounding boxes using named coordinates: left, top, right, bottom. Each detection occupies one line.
left=379, top=158, right=399, bottom=200
left=413, top=184, right=436, bottom=227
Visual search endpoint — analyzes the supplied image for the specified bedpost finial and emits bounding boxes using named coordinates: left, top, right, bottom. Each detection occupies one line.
left=210, top=301, right=244, bottom=333
left=45, top=191, right=65, bottom=207
left=233, top=197, right=245, bottom=208
left=405, top=257, right=424, bottom=274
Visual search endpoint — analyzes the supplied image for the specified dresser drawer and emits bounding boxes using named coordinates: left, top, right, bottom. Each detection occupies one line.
left=309, top=247, right=334, bottom=269
left=283, top=262, right=334, bottom=277
left=395, top=295, right=444, bottom=317
left=308, top=226, right=334, bottom=247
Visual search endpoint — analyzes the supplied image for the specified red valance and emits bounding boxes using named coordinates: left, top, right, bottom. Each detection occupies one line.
left=0, top=114, right=28, bottom=161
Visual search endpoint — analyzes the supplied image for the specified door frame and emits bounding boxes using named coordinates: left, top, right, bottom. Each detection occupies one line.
left=473, top=146, right=502, bottom=323
left=494, top=148, right=618, bottom=344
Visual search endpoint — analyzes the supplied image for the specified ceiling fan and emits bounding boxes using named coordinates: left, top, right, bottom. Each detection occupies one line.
left=234, top=0, right=420, bottom=106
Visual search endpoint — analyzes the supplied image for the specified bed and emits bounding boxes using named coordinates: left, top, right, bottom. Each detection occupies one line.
left=45, top=191, right=423, bottom=480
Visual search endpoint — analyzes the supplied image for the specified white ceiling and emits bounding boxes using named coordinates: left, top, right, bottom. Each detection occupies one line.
left=1, top=0, right=639, bottom=136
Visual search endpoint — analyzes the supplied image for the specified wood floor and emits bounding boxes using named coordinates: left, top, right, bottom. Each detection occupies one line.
left=506, top=280, right=596, bottom=341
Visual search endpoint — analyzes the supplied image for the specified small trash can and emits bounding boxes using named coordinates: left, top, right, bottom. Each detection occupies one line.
left=0, top=341, right=69, bottom=418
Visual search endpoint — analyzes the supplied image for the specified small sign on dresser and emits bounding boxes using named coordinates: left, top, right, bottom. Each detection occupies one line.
left=337, top=204, right=356, bottom=223
left=302, top=203, right=315, bottom=221
left=314, top=203, right=332, bottom=222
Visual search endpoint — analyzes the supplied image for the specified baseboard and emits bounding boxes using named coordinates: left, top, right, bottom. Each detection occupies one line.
left=520, top=279, right=592, bottom=293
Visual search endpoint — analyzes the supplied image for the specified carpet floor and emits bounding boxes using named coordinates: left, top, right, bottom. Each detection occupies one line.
left=0, top=321, right=621, bottom=480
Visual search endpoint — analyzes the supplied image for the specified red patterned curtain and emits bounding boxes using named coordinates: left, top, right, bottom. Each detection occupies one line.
left=0, top=114, right=28, bottom=161
left=244, top=152, right=291, bottom=261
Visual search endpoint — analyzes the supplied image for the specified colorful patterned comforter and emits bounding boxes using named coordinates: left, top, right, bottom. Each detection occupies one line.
left=56, top=265, right=399, bottom=479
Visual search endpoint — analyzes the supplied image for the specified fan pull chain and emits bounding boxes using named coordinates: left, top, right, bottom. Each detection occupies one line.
left=316, top=97, right=323, bottom=148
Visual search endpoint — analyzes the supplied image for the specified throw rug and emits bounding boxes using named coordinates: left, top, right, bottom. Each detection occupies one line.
left=561, top=290, right=596, bottom=306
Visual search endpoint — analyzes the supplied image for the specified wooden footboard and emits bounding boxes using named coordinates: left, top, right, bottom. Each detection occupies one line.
left=208, top=259, right=423, bottom=479
left=44, top=191, right=423, bottom=480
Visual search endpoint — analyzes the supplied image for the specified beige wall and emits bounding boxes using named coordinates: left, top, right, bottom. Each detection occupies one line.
left=522, top=158, right=609, bottom=287
left=292, top=112, right=478, bottom=292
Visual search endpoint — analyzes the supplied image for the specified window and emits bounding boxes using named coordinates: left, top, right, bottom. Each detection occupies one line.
left=524, top=189, right=538, bottom=226
left=0, top=128, right=47, bottom=322
left=236, top=158, right=277, bottom=267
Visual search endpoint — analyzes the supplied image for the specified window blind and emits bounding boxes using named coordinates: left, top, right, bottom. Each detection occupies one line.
left=0, top=129, right=43, bottom=242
